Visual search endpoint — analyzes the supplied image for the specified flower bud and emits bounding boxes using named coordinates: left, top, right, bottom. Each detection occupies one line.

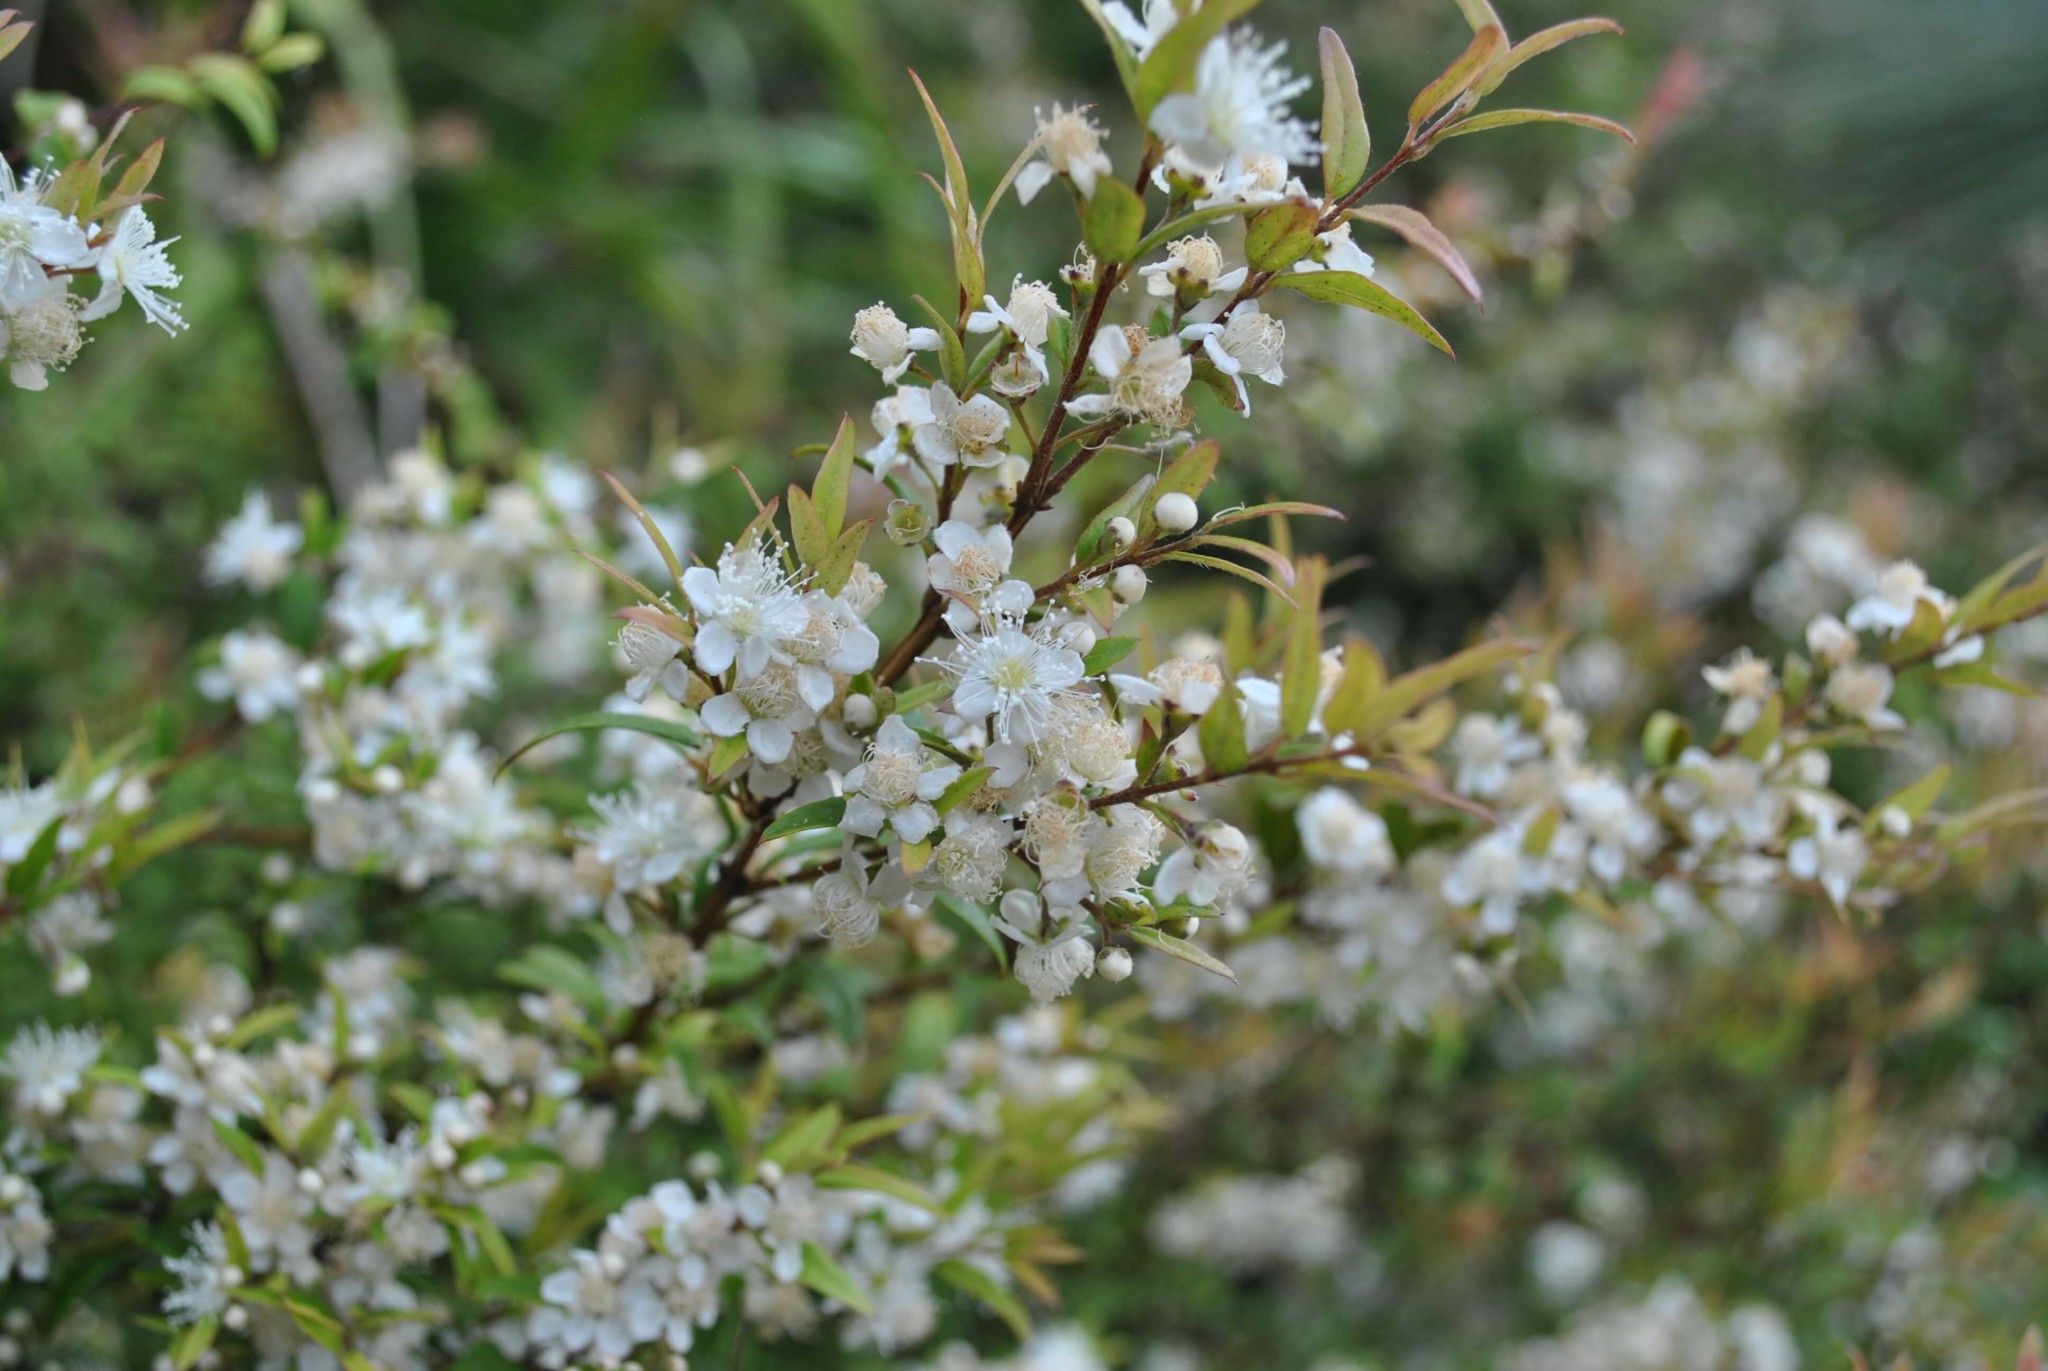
left=843, top=694, right=879, bottom=730
left=222, top=1306, right=249, bottom=1333
left=886, top=499, right=931, bottom=547
left=1096, top=946, right=1133, bottom=982
left=1059, top=621, right=1099, bottom=657
left=1111, top=565, right=1148, bottom=604
left=1104, top=517, right=1137, bottom=552
left=756, top=1160, right=785, bottom=1187
left=296, top=1167, right=324, bottom=1195
left=1153, top=492, right=1199, bottom=533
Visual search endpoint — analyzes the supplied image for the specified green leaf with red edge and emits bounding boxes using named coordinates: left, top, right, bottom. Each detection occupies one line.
left=1162, top=552, right=1297, bottom=605
left=1206, top=499, right=1345, bottom=528
left=1408, top=25, right=1506, bottom=128
left=1272, top=270, right=1454, bottom=355
left=1319, top=28, right=1371, bottom=199
left=908, top=71, right=983, bottom=306
left=601, top=470, right=684, bottom=590
left=1476, top=18, right=1625, bottom=97
left=1192, top=534, right=1297, bottom=583
left=1347, top=203, right=1483, bottom=305
left=0, top=15, right=33, bottom=65
left=1451, top=0, right=1506, bottom=33
left=1437, top=108, right=1636, bottom=144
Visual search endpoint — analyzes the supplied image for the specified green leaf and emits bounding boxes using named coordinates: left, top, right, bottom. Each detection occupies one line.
left=1076, top=474, right=1156, bottom=564
left=763, top=797, right=848, bottom=841
left=910, top=295, right=969, bottom=392
left=4, top=816, right=62, bottom=897
left=497, top=712, right=699, bottom=779
left=1205, top=499, right=1346, bottom=528
left=241, top=0, right=287, bottom=52
left=1132, top=201, right=1271, bottom=260
left=1321, top=636, right=1387, bottom=736
left=1318, top=28, right=1371, bottom=198
left=498, top=946, right=608, bottom=1014
left=1736, top=693, right=1783, bottom=761
left=1134, top=0, right=1263, bottom=118
left=892, top=679, right=954, bottom=716
left=1082, top=177, right=1147, bottom=265
left=908, top=71, right=984, bottom=307
left=1139, top=440, right=1221, bottom=541
left=1407, top=25, right=1505, bottom=128
left=255, top=32, right=325, bottom=73
left=787, top=484, right=829, bottom=569
left=763, top=1104, right=843, bottom=1168
left=935, top=893, right=1007, bottom=969
left=1280, top=558, right=1327, bottom=737
left=189, top=53, right=279, bottom=157
left=814, top=416, right=858, bottom=540
left=223, top=1003, right=303, bottom=1050
left=934, top=766, right=993, bottom=816
left=1868, top=764, right=1951, bottom=834
left=935, top=1259, right=1031, bottom=1340
left=800, top=1242, right=875, bottom=1316
left=169, top=1317, right=219, bottom=1371
left=817, top=1162, right=940, bottom=1211
left=1272, top=270, right=1454, bottom=355
left=1161, top=551, right=1297, bottom=605
left=1125, top=923, right=1237, bottom=982
left=1198, top=676, right=1248, bottom=774
left=0, top=19, right=33, bottom=66
left=123, top=64, right=203, bottom=107
left=1347, top=203, right=1482, bottom=305
left=1244, top=200, right=1322, bottom=272
left=1083, top=637, right=1140, bottom=675
left=832, top=1113, right=926, bottom=1151
left=1475, top=18, right=1625, bottom=98
left=814, top=518, right=873, bottom=597
left=112, top=808, right=221, bottom=881
left=1349, top=638, right=1532, bottom=739
left=1451, top=0, right=1506, bottom=32
left=211, top=1118, right=266, bottom=1173
left=600, top=470, right=685, bottom=590
left=1437, top=108, right=1635, bottom=144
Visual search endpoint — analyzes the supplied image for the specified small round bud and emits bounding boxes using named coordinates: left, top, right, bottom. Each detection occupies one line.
left=296, top=1167, right=324, bottom=1195
left=611, top=1043, right=642, bottom=1071
left=1059, top=621, right=1099, bottom=657
left=842, top=694, right=879, bottom=730
left=260, top=852, right=295, bottom=885
left=1153, top=492, right=1199, bottom=533
left=222, top=1306, right=249, bottom=1333
left=886, top=498, right=931, bottom=547
left=1878, top=804, right=1912, bottom=838
left=458, top=1161, right=492, bottom=1188
left=206, top=1014, right=234, bottom=1040
left=371, top=764, right=404, bottom=794
left=687, top=1149, right=722, bottom=1180
left=1104, top=516, right=1137, bottom=552
left=0, top=1176, right=27, bottom=1206
left=1096, top=947, right=1134, bottom=983
left=269, top=901, right=306, bottom=936
left=756, top=1159, right=785, bottom=1187
left=600, top=1250, right=629, bottom=1280
left=1111, top=565, right=1148, bottom=604
left=221, top=1266, right=244, bottom=1290
left=305, top=777, right=341, bottom=806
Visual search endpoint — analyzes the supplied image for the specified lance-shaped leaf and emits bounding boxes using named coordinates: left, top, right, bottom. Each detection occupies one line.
left=787, top=485, right=829, bottom=569
left=497, top=712, right=700, bottom=778
left=1451, top=0, right=1506, bottom=32
left=763, top=797, right=848, bottom=841
left=909, top=295, right=968, bottom=391
left=1437, top=108, right=1636, bottom=144
left=813, top=416, right=858, bottom=540
left=1321, top=635, right=1388, bottom=737
left=1133, top=0, right=1263, bottom=119
left=600, top=470, right=685, bottom=590
left=814, top=518, right=872, bottom=596
left=1348, top=637, right=1533, bottom=739
left=1162, top=552, right=1297, bottom=605
left=1279, top=557, right=1328, bottom=736
left=1475, top=18, right=1625, bottom=98
left=1125, top=924, right=1237, bottom=982
left=800, top=1244, right=875, bottom=1317
left=1273, top=270, right=1453, bottom=355
left=1083, top=636, right=1140, bottom=675
left=0, top=14, right=33, bottom=64
left=817, top=1162, right=940, bottom=1212
left=1198, top=676, right=1249, bottom=774
left=1408, top=24, right=1505, bottom=129
left=190, top=52, right=281, bottom=157
left=1348, top=203, right=1483, bottom=305
left=908, top=71, right=984, bottom=308
left=1318, top=28, right=1371, bottom=198
left=935, top=1259, right=1031, bottom=1340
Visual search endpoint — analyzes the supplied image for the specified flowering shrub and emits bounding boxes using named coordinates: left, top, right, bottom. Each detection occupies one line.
left=3, top=2, right=2047, bottom=1369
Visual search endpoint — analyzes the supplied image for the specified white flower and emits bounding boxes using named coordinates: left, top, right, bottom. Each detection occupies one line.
left=1787, top=808, right=1868, bottom=907
left=204, top=490, right=305, bottom=591
left=616, top=617, right=690, bottom=702
left=531, top=1248, right=643, bottom=1366
left=992, top=891, right=1096, bottom=1005
left=0, top=1176, right=52, bottom=1283
left=0, top=781, right=62, bottom=866
left=162, top=1222, right=237, bottom=1326
left=1066, top=327, right=1193, bottom=427
left=850, top=302, right=939, bottom=383
left=1825, top=661, right=1905, bottom=730
left=1181, top=303, right=1286, bottom=413
left=1448, top=714, right=1541, bottom=798
left=80, top=206, right=184, bottom=332
left=1015, top=104, right=1116, bottom=204
left=1, top=1022, right=101, bottom=1119
left=682, top=541, right=809, bottom=680
left=196, top=629, right=303, bottom=723
left=1101, top=0, right=1180, bottom=58
left=1660, top=747, right=1783, bottom=848
left=622, top=1254, right=722, bottom=1354
left=700, top=663, right=816, bottom=766
left=1110, top=657, right=1226, bottom=716
left=913, top=381, right=1011, bottom=469
left=967, top=277, right=1067, bottom=350
left=1149, top=29, right=1318, bottom=177
left=219, top=1151, right=319, bottom=1280
left=1295, top=220, right=1376, bottom=277
left=844, top=717, right=960, bottom=845
left=865, top=385, right=935, bottom=478
left=580, top=777, right=720, bottom=893
left=785, top=589, right=881, bottom=709
left=927, top=519, right=1019, bottom=633
left=1153, top=822, right=1252, bottom=907
left=1703, top=647, right=1777, bottom=733
left=1441, top=827, right=1543, bottom=936
left=1562, top=776, right=1659, bottom=884
left=1297, top=788, right=1393, bottom=875
left=1845, top=559, right=1950, bottom=637
left=1139, top=235, right=1245, bottom=299
left=934, top=617, right=1085, bottom=746
left=0, top=161, right=90, bottom=311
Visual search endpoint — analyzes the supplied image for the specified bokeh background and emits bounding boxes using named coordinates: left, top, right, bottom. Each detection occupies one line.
left=4, top=0, right=2047, bottom=1365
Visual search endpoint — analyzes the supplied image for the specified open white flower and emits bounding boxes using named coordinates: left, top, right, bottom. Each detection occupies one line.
left=1066, top=326, right=1192, bottom=426
left=1182, top=303, right=1286, bottom=413
left=162, top=1222, right=236, bottom=1326
left=865, top=385, right=934, bottom=478
left=0, top=161, right=89, bottom=311
left=204, top=490, right=305, bottom=591
left=1149, top=29, right=1318, bottom=177
left=81, top=206, right=184, bottom=333
left=682, top=541, right=809, bottom=680
left=933, top=616, right=1085, bottom=746
left=2, top=1022, right=101, bottom=1120
left=849, top=302, right=939, bottom=383
left=1441, top=826, right=1545, bottom=937
left=1100, top=0, right=1180, bottom=58
left=1825, top=660, right=1905, bottom=730
left=1138, top=234, right=1245, bottom=300
left=992, top=890, right=1096, bottom=1005
left=1845, top=559, right=1950, bottom=637
left=1787, top=808, right=1868, bottom=907
left=1016, top=104, right=1116, bottom=204
left=196, top=628, right=303, bottom=723
left=530, top=1248, right=643, bottom=1366
left=1297, top=788, right=1393, bottom=876
left=616, top=617, right=690, bottom=703
left=927, top=519, right=1016, bottom=632
left=844, top=716, right=960, bottom=845
left=913, top=382, right=1011, bottom=469
left=700, top=663, right=816, bottom=766
left=1153, top=822, right=1252, bottom=907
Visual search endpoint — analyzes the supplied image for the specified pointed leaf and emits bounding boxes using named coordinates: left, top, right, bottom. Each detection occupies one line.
left=1280, top=558, right=1328, bottom=737
left=1347, top=203, right=1482, bottom=305
left=497, top=712, right=699, bottom=778
left=1198, top=676, right=1248, bottom=774
left=763, top=797, right=848, bottom=842
left=1349, top=638, right=1533, bottom=738
left=1318, top=28, right=1371, bottom=198
left=600, top=471, right=685, bottom=590
left=814, top=416, right=857, bottom=540
left=909, top=295, right=968, bottom=391
left=799, top=1242, right=875, bottom=1316
left=1082, top=637, right=1140, bottom=675
left=1438, top=108, right=1636, bottom=144
left=1273, top=270, right=1454, bottom=355
left=1244, top=200, right=1322, bottom=272
left=1124, top=924, right=1237, bottom=982
left=1408, top=25, right=1506, bottom=129
left=1477, top=18, right=1625, bottom=97
left=1082, top=176, right=1147, bottom=265
left=1162, top=552, right=1298, bottom=605
left=815, top=518, right=873, bottom=597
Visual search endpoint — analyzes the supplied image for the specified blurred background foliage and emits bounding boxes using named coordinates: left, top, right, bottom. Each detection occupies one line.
left=3, top=0, right=2047, bottom=1366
